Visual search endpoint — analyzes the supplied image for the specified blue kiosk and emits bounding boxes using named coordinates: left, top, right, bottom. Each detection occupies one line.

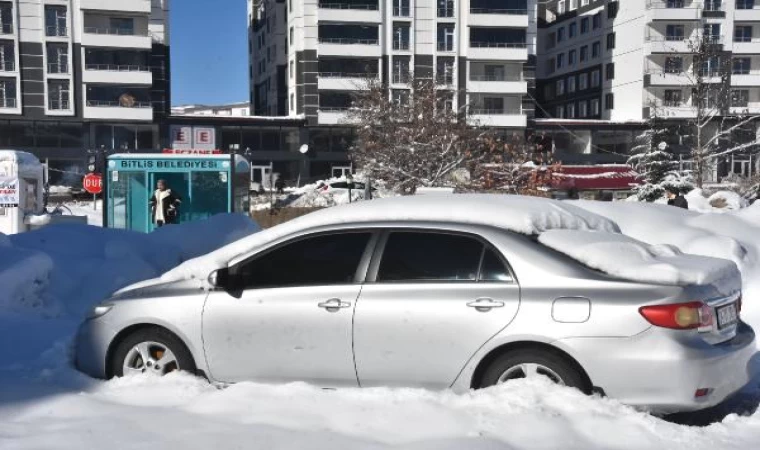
left=104, top=153, right=250, bottom=232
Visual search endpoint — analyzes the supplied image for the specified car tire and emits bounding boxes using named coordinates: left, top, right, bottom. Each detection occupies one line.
left=479, top=348, right=591, bottom=394
left=110, top=327, right=196, bottom=378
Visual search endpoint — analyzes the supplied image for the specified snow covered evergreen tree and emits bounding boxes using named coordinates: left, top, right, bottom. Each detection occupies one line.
left=628, top=118, right=674, bottom=201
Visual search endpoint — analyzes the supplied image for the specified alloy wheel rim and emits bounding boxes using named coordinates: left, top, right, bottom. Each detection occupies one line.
left=123, top=341, right=179, bottom=376
left=497, top=363, right=565, bottom=385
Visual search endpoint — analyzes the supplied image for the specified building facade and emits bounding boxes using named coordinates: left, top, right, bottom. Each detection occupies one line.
left=248, top=0, right=537, bottom=128
left=0, top=0, right=170, bottom=180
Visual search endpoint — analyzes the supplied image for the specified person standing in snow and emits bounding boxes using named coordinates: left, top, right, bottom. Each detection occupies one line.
left=149, top=179, right=181, bottom=227
left=665, top=187, right=688, bottom=209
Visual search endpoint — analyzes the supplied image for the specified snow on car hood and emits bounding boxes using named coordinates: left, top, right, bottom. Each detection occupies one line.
left=160, top=194, right=620, bottom=284
left=538, top=229, right=741, bottom=294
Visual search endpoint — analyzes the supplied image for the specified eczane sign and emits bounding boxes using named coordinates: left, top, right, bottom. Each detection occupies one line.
left=170, top=125, right=217, bottom=151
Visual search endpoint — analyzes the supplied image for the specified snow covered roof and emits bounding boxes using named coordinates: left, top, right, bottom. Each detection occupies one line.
left=553, top=165, right=641, bottom=191
left=159, top=194, right=620, bottom=284
left=538, top=230, right=741, bottom=294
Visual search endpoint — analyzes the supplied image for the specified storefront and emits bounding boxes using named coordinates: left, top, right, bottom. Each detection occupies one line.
left=105, top=153, right=250, bottom=232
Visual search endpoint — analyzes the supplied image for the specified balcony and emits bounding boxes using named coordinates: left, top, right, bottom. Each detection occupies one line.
left=645, top=70, right=692, bottom=85
left=469, top=8, right=529, bottom=27
left=318, top=2, right=381, bottom=23
left=47, top=63, right=69, bottom=75
left=83, top=64, right=152, bottom=84
left=80, top=0, right=151, bottom=14
left=729, top=105, right=760, bottom=114
left=84, top=99, right=153, bottom=120
left=318, top=72, right=374, bottom=90
left=317, top=107, right=357, bottom=125
left=735, top=5, right=760, bottom=21
left=646, top=36, right=695, bottom=53
left=82, top=27, right=151, bottom=49
left=318, top=38, right=380, bottom=57
left=733, top=37, right=760, bottom=53
left=468, top=109, right=526, bottom=127
left=468, top=74, right=527, bottom=94
left=651, top=102, right=697, bottom=118
left=645, top=1, right=700, bottom=21
left=732, top=72, right=760, bottom=86
left=468, top=42, right=528, bottom=61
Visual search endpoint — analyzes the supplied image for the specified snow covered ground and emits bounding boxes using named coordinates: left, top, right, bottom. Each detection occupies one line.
left=2, top=199, right=760, bottom=450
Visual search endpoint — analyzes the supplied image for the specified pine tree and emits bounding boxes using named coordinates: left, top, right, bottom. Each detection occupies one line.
left=628, top=118, right=674, bottom=201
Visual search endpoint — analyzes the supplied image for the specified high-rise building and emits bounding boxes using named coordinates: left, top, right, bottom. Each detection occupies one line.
left=248, top=0, right=537, bottom=128
left=0, top=0, right=170, bottom=173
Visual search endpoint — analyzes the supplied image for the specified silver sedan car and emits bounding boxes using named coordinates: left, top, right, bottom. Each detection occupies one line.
left=75, top=205, right=755, bottom=414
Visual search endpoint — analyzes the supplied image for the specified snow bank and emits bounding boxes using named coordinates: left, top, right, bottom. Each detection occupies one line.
left=686, top=189, right=749, bottom=213
left=539, top=230, right=741, bottom=293
left=160, top=194, right=620, bottom=285
left=0, top=214, right=259, bottom=317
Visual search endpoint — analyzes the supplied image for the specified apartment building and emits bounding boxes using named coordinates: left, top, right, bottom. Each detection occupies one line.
left=0, top=0, right=170, bottom=172
left=248, top=0, right=537, bottom=129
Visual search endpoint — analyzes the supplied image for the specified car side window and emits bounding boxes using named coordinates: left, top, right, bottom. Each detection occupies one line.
left=479, top=247, right=513, bottom=282
left=377, top=232, right=483, bottom=282
left=236, top=232, right=372, bottom=289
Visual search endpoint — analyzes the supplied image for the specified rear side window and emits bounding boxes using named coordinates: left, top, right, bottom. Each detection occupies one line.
left=480, top=247, right=512, bottom=282
left=377, top=232, right=484, bottom=282
left=237, top=232, right=371, bottom=289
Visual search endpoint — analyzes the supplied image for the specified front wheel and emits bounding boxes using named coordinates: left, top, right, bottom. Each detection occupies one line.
left=479, top=348, right=591, bottom=393
left=111, top=328, right=196, bottom=378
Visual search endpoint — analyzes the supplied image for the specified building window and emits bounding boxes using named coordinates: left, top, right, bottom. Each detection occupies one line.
left=580, top=45, right=588, bottom=62
left=704, top=23, right=721, bottom=43
left=733, top=57, right=751, bottom=75
left=591, top=98, right=600, bottom=115
left=289, top=27, right=294, bottom=44
left=704, top=0, right=722, bottom=11
left=664, top=56, right=683, bottom=73
left=591, top=69, right=601, bottom=87
left=568, top=49, right=576, bottom=66
left=592, top=41, right=600, bottom=58
left=437, top=57, right=455, bottom=84
left=0, top=3, right=13, bottom=35
left=44, top=5, right=67, bottom=37
left=290, top=93, right=294, bottom=111
left=608, top=1, right=619, bottom=19
left=556, top=79, right=565, bottom=96
left=604, top=92, right=614, bottom=110
left=46, top=43, right=68, bottom=74
left=393, top=23, right=411, bottom=50
left=0, top=40, right=13, bottom=71
left=394, top=0, right=410, bottom=16
left=735, top=26, right=753, bottom=43
left=438, top=0, right=454, bottom=18
left=666, top=24, right=685, bottom=41
left=567, top=75, right=576, bottom=93
left=556, top=53, right=564, bottom=69
left=437, top=24, right=455, bottom=51
left=732, top=89, right=750, bottom=107
left=592, top=12, right=601, bottom=29
left=392, top=56, right=410, bottom=83
left=569, top=22, right=577, bottom=39
left=737, top=0, right=756, bottom=9
left=47, top=80, right=70, bottom=110
left=0, top=77, right=16, bottom=108
left=557, top=27, right=565, bottom=43
left=555, top=105, right=565, bottom=118
left=566, top=102, right=576, bottom=118
left=606, top=63, right=615, bottom=80
left=579, top=72, right=588, bottom=90
left=664, top=89, right=682, bottom=107
left=290, top=60, right=294, bottom=78
left=558, top=0, right=566, bottom=14
left=581, top=17, right=589, bottom=34
left=392, top=89, right=409, bottom=106
left=606, top=32, right=616, bottom=50
left=579, top=100, right=588, bottom=117
left=109, top=17, right=134, bottom=35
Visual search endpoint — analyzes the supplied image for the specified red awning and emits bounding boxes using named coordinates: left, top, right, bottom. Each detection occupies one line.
left=551, top=165, right=641, bottom=191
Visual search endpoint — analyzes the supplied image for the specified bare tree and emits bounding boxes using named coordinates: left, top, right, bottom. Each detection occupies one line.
left=346, top=76, right=535, bottom=194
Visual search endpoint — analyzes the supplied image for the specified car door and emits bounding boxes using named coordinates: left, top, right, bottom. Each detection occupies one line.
left=353, top=230, right=520, bottom=390
left=202, top=231, right=375, bottom=385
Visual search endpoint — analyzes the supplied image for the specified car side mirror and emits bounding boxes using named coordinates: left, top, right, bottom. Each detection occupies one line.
left=210, top=268, right=244, bottom=299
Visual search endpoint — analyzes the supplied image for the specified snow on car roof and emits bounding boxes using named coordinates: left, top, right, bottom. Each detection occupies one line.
left=158, top=194, right=619, bottom=285
left=539, top=229, right=741, bottom=293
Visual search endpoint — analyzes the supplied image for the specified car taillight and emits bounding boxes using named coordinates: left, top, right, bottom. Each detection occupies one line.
left=639, top=302, right=713, bottom=330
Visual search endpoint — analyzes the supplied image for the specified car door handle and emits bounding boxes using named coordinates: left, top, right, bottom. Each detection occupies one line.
left=318, top=298, right=351, bottom=312
left=467, top=298, right=505, bottom=312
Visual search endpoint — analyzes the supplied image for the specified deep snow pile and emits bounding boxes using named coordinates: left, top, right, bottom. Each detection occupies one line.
left=252, top=175, right=398, bottom=210
left=3, top=198, right=760, bottom=450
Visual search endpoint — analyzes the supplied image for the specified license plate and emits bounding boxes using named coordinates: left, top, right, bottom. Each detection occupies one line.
left=716, top=303, right=739, bottom=329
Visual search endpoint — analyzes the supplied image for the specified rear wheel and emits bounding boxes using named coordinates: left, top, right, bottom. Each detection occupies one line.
left=111, top=328, right=196, bottom=378
left=479, top=348, right=591, bottom=393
